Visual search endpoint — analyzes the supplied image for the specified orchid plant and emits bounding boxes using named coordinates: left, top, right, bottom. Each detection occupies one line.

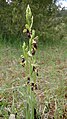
left=21, top=5, right=39, bottom=119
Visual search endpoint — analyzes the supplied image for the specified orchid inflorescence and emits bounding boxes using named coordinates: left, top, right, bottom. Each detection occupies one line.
left=21, top=5, right=39, bottom=91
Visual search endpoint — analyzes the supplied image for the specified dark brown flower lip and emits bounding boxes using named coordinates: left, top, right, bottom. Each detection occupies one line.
left=32, top=65, right=38, bottom=76
left=31, top=86, right=34, bottom=91
left=27, top=32, right=31, bottom=38
left=35, top=84, right=37, bottom=90
left=36, top=69, right=38, bottom=76
left=27, top=77, right=30, bottom=84
left=37, top=72, right=38, bottom=76
left=32, top=40, right=37, bottom=49
left=22, top=63, right=25, bottom=67
left=32, top=48, right=36, bottom=55
left=27, top=80, right=30, bottom=84
left=22, top=57, right=25, bottom=63
left=33, top=66, right=36, bottom=71
left=21, top=58, right=26, bottom=67
left=27, top=77, right=30, bottom=80
left=27, top=29, right=29, bottom=33
left=27, top=29, right=32, bottom=38
left=31, top=82, right=34, bottom=86
left=33, top=43, right=37, bottom=49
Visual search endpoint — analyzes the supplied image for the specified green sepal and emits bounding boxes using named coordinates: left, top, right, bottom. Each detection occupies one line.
left=31, top=30, right=35, bottom=39
left=23, top=29, right=27, bottom=33
left=25, top=24, right=30, bottom=31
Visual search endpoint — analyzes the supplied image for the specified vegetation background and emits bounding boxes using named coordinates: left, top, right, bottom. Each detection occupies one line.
left=0, top=0, right=67, bottom=42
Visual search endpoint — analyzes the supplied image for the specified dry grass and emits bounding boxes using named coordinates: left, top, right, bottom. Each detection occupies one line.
left=0, top=39, right=67, bottom=118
